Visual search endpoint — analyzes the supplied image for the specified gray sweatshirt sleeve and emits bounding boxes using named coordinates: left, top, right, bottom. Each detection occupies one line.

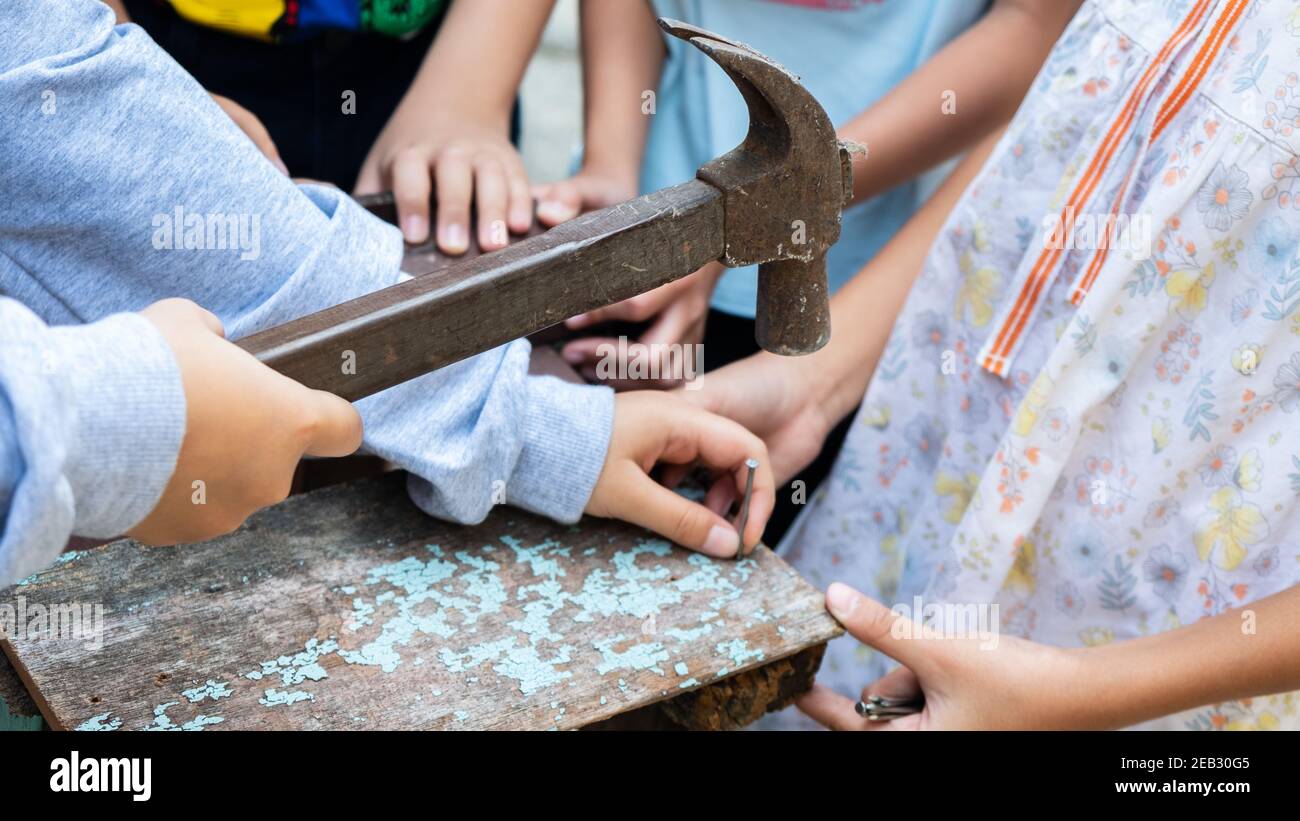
left=0, top=0, right=614, bottom=582
left=0, top=298, right=186, bottom=585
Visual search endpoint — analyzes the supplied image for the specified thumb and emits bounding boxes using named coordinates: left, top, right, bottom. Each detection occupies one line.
left=824, top=583, right=937, bottom=673
left=617, top=466, right=741, bottom=558
left=300, top=387, right=364, bottom=457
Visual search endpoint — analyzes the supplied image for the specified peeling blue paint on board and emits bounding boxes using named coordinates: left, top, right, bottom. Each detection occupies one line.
left=243, top=637, right=336, bottom=690
left=335, top=546, right=506, bottom=673
left=505, top=536, right=568, bottom=580
left=260, top=688, right=314, bottom=707
left=594, top=635, right=668, bottom=676
left=143, top=701, right=224, bottom=731
left=441, top=637, right=575, bottom=695
left=679, top=678, right=699, bottom=689
left=349, top=598, right=376, bottom=628
left=664, top=623, right=714, bottom=642
left=73, top=711, right=119, bottom=732
left=177, top=530, right=775, bottom=724
left=715, top=639, right=765, bottom=667
left=182, top=679, right=232, bottom=704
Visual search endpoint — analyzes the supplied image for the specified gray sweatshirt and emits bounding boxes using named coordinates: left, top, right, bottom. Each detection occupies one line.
left=0, top=0, right=614, bottom=587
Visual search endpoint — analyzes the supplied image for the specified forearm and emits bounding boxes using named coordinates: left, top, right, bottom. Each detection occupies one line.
left=1079, top=586, right=1300, bottom=728
left=842, top=0, right=1080, bottom=202
left=0, top=298, right=184, bottom=586
left=578, top=0, right=663, bottom=185
left=399, top=0, right=556, bottom=128
left=808, top=127, right=1005, bottom=428
left=2, top=0, right=609, bottom=528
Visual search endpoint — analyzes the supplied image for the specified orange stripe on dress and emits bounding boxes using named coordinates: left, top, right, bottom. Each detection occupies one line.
left=1070, top=0, right=1249, bottom=304
left=979, top=0, right=1214, bottom=373
left=1152, top=0, right=1248, bottom=140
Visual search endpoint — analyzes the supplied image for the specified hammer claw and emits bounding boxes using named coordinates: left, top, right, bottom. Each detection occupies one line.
left=657, top=18, right=765, bottom=59
left=660, top=17, right=845, bottom=356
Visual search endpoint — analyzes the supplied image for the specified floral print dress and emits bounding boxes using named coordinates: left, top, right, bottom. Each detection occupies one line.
left=777, top=0, right=1300, bottom=730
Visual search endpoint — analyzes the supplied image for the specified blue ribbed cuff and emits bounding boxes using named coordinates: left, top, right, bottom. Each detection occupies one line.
left=50, top=312, right=185, bottom=537
left=507, top=377, right=614, bottom=523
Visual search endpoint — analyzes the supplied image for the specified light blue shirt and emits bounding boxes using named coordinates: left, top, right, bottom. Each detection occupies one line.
left=644, top=0, right=988, bottom=318
left=0, top=0, right=613, bottom=586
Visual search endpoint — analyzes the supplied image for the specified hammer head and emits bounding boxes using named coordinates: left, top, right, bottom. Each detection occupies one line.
left=661, top=19, right=853, bottom=355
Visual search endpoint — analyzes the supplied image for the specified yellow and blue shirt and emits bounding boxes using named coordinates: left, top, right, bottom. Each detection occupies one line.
left=164, top=0, right=446, bottom=41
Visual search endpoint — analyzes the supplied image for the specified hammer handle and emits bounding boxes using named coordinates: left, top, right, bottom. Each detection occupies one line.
left=237, top=180, right=724, bottom=401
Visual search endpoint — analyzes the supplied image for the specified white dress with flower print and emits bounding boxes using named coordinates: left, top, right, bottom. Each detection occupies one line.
left=774, top=0, right=1300, bottom=730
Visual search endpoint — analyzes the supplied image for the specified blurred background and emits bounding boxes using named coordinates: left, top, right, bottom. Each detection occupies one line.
left=520, top=0, right=582, bottom=185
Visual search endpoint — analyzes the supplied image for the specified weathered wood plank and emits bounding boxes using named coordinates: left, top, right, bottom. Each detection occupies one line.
left=3, top=473, right=839, bottom=731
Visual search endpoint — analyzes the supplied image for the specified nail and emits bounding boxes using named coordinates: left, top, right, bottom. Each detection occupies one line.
left=561, top=346, right=585, bottom=364
left=566, top=313, right=591, bottom=329
left=402, top=214, right=428, bottom=244
left=826, top=582, right=859, bottom=618
left=701, top=524, right=739, bottom=558
left=272, top=157, right=290, bottom=176
left=441, top=222, right=467, bottom=253
left=734, top=457, right=759, bottom=560
left=537, top=201, right=567, bottom=223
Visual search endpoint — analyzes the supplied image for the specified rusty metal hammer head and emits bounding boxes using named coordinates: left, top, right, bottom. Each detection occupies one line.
left=661, top=18, right=853, bottom=355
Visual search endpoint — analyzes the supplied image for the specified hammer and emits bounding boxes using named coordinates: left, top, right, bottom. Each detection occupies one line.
left=238, top=20, right=854, bottom=401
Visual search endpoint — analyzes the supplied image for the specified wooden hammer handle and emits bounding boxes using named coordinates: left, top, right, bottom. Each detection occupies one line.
left=238, top=181, right=723, bottom=401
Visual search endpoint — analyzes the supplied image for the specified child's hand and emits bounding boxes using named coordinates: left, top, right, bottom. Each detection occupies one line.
left=354, top=116, right=533, bottom=253
left=796, top=583, right=1092, bottom=730
left=533, top=167, right=638, bottom=227
left=535, top=168, right=715, bottom=389
left=209, top=93, right=289, bottom=176
left=585, top=392, right=773, bottom=558
left=560, top=263, right=721, bottom=389
left=128, top=299, right=363, bottom=545
left=682, top=351, right=837, bottom=486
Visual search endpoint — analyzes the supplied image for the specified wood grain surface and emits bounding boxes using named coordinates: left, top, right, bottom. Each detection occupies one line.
left=3, top=473, right=839, bottom=731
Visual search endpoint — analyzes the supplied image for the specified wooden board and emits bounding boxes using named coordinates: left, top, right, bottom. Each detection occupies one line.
left=2, top=473, right=839, bottom=731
